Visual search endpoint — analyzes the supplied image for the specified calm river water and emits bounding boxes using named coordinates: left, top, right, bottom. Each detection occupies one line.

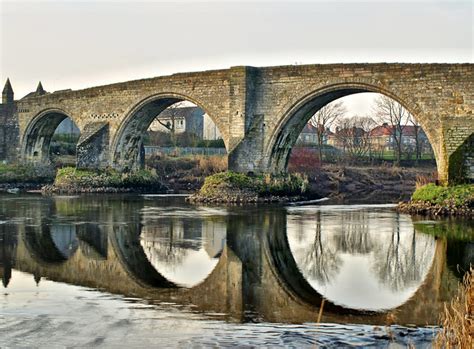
left=0, top=194, right=472, bottom=348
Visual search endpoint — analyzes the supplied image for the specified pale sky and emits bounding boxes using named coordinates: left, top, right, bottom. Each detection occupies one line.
left=0, top=0, right=472, bottom=115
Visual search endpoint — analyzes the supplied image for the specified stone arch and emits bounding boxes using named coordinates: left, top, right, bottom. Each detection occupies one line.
left=112, top=93, right=228, bottom=171
left=264, top=82, right=439, bottom=174
left=22, top=108, right=79, bottom=164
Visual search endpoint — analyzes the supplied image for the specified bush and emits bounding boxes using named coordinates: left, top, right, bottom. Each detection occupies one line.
left=288, top=147, right=321, bottom=175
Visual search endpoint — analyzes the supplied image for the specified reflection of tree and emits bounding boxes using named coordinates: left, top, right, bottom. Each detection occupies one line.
left=297, top=212, right=341, bottom=284
left=288, top=209, right=435, bottom=292
left=373, top=214, right=435, bottom=292
left=332, top=212, right=374, bottom=255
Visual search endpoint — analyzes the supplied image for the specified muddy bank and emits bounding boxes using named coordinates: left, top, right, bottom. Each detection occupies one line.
left=162, top=164, right=436, bottom=202
left=0, top=163, right=436, bottom=203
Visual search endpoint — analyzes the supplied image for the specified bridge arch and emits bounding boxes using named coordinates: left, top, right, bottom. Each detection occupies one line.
left=21, top=108, right=79, bottom=164
left=264, top=82, right=440, bottom=175
left=112, top=93, right=227, bottom=171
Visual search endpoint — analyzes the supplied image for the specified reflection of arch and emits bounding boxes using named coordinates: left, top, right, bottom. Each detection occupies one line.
left=76, top=223, right=108, bottom=260
left=264, top=216, right=372, bottom=315
left=264, top=209, right=442, bottom=319
left=264, top=83, right=436, bottom=173
left=112, top=93, right=227, bottom=171
left=22, top=225, right=77, bottom=264
left=22, top=108, right=79, bottom=163
left=109, top=224, right=176, bottom=288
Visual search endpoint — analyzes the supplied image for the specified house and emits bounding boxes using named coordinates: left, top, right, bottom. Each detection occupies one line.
left=369, top=123, right=430, bottom=152
left=296, top=123, right=330, bottom=145
left=148, top=106, right=221, bottom=140
left=327, top=126, right=367, bottom=149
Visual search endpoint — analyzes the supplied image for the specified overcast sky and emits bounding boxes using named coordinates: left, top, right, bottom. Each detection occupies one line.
left=0, top=0, right=472, bottom=114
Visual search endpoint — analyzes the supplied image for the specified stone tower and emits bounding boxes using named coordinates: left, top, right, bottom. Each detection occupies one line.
left=2, top=78, right=14, bottom=104
left=0, top=79, right=19, bottom=162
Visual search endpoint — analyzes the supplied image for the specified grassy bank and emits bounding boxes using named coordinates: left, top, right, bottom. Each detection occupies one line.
left=412, top=183, right=474, bottom=206
left=398, top=183, right=474, bottom=216
left=0, top=163, right=54, bottom=185
left=44, top=167, right=167, bottom=193
left=188, top=171, right=309, bottom=203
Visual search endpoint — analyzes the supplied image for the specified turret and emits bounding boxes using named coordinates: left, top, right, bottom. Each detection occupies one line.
left=34, top=271, right=41, bottom=286
left=1, top=265, right=11, bottom=288
left=35, top=81, right=46, bottom=96
left=2, top=78, right=14, bottom=104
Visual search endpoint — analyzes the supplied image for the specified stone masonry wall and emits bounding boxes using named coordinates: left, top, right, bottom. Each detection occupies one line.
left=0, top=104, right=19, bottom=163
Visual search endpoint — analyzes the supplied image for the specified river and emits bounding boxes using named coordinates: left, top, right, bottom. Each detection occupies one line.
left=0, top=194, right=472, bottom=348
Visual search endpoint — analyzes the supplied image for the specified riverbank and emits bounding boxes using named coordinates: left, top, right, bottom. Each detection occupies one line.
left=42, top=167, right=168, bottom=194
left=186, top=171, right=309, bottom=203
left=0, top=163, right=54, bottom=192
left=398, top=183, right=474, bottom=217
left=0, top=160, right=436, bottom=201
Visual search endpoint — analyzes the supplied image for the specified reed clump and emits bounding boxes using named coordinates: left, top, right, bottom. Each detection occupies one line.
left=434, top=267, right=473, bottom=348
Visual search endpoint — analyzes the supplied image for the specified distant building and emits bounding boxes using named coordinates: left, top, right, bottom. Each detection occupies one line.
left=369, top=123, right=430, bottom=152
left=148, top=106, right=221, bottom=140
left=203, top=113, right=221, bottom=140
left=327, top=126, right=366, bottom=149
left=296, top=123, right=329, bottom=145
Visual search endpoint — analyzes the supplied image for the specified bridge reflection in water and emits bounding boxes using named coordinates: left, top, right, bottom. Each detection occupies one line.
left=0, top=195, right=471, bottom=326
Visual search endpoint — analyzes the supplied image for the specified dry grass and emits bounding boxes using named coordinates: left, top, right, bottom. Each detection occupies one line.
left=434, top=267, right=473, bottom=348
left=415, top=170, right=438, bottom=189
left=194, top=155, right=228, bottom=175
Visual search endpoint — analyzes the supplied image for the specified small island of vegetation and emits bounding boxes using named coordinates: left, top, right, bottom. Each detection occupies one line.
left=187, top=171, right=309, bottom=203
left=398, top=183, right=474, bottom=217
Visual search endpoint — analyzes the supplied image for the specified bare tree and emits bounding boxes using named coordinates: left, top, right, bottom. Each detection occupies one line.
left=408, top=114, right=422, bottom=164
left=308, top=101, right=346, bottom=164
left=335, top=115, right=375, bottom=161
left=373, top=96, right=410, bottom=166
left=156, top=102, right=186, bottom=147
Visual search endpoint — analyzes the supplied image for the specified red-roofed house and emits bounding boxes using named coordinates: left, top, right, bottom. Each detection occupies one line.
left=369, top=123, right=430, bottom=152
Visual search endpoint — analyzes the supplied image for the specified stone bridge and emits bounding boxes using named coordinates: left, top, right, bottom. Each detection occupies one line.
left=1, top=63, right=473, bottom=183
